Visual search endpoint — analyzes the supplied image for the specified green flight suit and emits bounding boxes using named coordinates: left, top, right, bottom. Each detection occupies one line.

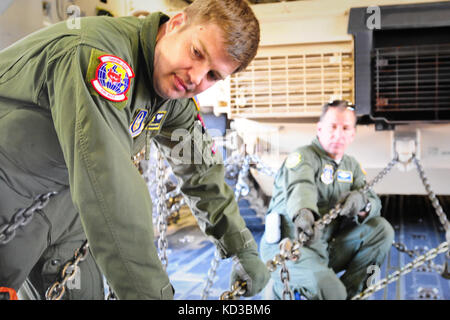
left=259, top=137, right=394, bottom=299
left=0, top=13, right=254, bottom=299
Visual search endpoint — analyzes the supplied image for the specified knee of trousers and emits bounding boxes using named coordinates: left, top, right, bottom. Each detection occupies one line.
left=366, top=217, right=395, bottom=254
left=314, top=270, right=347, bottom=300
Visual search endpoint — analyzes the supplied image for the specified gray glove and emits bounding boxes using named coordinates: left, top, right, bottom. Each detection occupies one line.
left=293, top=208, right=316, bottom=241
left=230, top=242, right=270, bottom=297
left=339, top=190, right=367, bottom=218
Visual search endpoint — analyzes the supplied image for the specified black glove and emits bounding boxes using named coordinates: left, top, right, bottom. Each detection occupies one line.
left=293, top=208, right=316, bottom=241
left=230, top=243, right=270, bottom=297
left=339, top=190, right=367, bottom=218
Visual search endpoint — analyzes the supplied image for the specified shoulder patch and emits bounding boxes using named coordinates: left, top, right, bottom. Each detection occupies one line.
left=192, top=96, right=201, bottom=111
left=359, top=162, right=367, bottom=175
left=91, top=55, right=134, bottom=102
left=285, top=152, right=302, bottom=169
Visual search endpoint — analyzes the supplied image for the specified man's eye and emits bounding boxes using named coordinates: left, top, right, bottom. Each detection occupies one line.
left=208, top=71, right=219, bottom=81
left=192, top=46, right=202, bottom=58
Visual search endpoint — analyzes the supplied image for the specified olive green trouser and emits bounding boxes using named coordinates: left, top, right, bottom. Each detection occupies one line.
left=260, top=217, right=395, bottom=300
left=0, top=184, right=104, bottom=300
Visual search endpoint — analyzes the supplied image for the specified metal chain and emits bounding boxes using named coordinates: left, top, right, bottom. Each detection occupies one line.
left=393, top=242, right=445, bottom=273
left=156, top=149, right=169, bottom=271
left=234, top=155, right=251, bottom=200
left=201, top=249, right=221, bottom=300
left=362, top=156, right=399, bottom=193
left=352, top=241, right=449, bottom=300
left=45, top=240, right=90, bottom=300
left=168, top=197, right=186, bottom=216
left=0, top=191, right=58, bottom=245
left=220, top=281, right=247, bottom=300
left=280, top=261, right=294, bottom=300
left=412, top=155, right=449, bottom=232
left=392, top=242, right=416, bottom=259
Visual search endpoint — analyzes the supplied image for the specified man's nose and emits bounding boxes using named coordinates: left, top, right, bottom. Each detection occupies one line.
left=188, top=63, right=209, bottom=87
left=333, top=126, right=345, bottom=138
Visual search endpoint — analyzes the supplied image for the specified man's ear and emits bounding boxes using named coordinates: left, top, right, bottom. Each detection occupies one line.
left=166, top=12, right=187, bottom=34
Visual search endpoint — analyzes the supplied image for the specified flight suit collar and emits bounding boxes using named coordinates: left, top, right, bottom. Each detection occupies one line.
left=139, top=12, right=170, bottom=108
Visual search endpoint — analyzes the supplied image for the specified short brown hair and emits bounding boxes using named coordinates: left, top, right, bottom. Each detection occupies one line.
left=183, top=0, right=260, bottom=73
left=320, top=100, right=357, bottom=125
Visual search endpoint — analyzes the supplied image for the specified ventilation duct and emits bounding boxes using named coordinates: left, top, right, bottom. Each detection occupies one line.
left=348, top=2, right=450, bottom=125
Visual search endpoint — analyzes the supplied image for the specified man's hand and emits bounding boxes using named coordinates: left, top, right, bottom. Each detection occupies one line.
left=293, top=208, right=316, bottom=241
left=230, top=243, right=270, bottom=297
left=339, top=190, right=367, bottom=218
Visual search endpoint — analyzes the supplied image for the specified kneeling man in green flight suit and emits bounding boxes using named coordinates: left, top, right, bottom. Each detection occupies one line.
left=260, top=100, right=394, bottom=300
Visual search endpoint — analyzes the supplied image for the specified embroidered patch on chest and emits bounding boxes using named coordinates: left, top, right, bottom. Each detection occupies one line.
left=336, top=170, right=353, bottom=183
left=321, top=164, right=334, bottom=185
left=129, top=109, right=148, bottom=138
left=146, top=111, right=167, bottom=131
left=91, top=55, right=135, bottom=102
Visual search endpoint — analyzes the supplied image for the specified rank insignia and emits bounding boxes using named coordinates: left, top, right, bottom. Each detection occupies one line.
left=337, top=170, right=353, bottom=183
left=91, top=55, right=135, bottom=102
left=129, top=109, right=148, bottom=138
left=285, top=152, right=302, bottom=169
left=146, top=111, right=167, bottom=131
left=321, top=164, right=334, bottom=185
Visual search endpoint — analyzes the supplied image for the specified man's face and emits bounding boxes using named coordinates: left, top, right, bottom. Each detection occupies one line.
left=153, top=13, right=239, bottom=99
left=317, top=107, right=356, bottom=160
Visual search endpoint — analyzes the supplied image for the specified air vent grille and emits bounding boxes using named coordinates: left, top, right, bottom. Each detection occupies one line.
left=373, top=44, right=450, bottom=122
left=227, top=50, right=354, bottom=118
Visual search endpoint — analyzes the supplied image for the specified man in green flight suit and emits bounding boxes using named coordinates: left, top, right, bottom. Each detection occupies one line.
left=260, top=100, right=394, bottom=300
left=0, top=0, right=269, bottom=299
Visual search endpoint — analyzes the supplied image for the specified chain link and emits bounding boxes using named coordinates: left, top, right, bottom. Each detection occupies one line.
left=201, top=249, right=221, bottom=300
left=220, top=280, right=247, bottom=300
left=352, top=241, right=449, bottom=300
left=280, top=262, right=294, bottom=300
left=412, top=155, right=449, bottom=232
left=0, top=191, right=58, bottom=245
left=393, top=242, right=445, bottom=273
left=156, top=150, right=169, bottom=271
left=45, top=240, right=90, bottom=300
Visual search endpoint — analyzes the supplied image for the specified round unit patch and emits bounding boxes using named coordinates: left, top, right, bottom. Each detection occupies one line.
left=321, top=164, right=334, bottom=185
left=285, top=152, right=302, bottom=169
left=91, top=55, right=135, bottom=102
